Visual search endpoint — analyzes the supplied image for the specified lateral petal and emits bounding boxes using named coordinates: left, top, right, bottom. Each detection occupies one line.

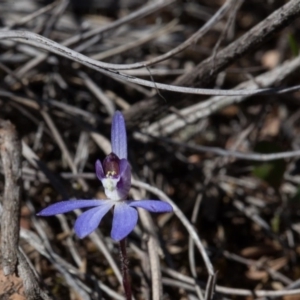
left=127, top=200, right=173, bottom=213
left=111, top=202, right=137, bottom=241
left=74, top=202, right=113, bottom=238
left=37, top=200, right=105, bottom=216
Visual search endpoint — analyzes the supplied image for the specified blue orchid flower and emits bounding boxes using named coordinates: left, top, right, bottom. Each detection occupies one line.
left=37, top=111, right=173, bottom=241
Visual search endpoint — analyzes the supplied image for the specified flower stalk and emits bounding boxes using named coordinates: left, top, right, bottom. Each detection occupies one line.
left=119, top=238, right=132, bottom=300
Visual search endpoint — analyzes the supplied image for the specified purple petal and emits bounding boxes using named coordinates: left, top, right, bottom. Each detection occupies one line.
left=111, top=202, right=137, bottom=241
left=37, top=200, right=105, bottom=216
left=95, top=160, right=104, bottom=181
left=74, top=202, right=114, bottom=238
left=127, top=200, right=173, bottom=213
left=111, top=111, right=127, bottom=159
left=117, top=159, right=131, bottom=199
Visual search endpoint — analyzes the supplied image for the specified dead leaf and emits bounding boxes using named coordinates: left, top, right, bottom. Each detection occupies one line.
left=0, top=268, right=25, bottom=299
left=241, top=245, right=280, bottom=258
left=261, top=50, right=280, bottom=69
left=261, top=117, right=280, bottom=137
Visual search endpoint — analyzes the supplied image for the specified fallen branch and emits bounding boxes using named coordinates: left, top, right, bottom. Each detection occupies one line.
left=0, top=120, right=21, bottom=276
left=0, top=120, right=51, bottom=299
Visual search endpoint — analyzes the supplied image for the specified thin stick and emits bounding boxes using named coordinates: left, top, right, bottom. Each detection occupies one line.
left=119, top=238, right=132, bottom=300
left=2, top=30, right=300, bottom=97
left=153, top=136, right=300, bottom=161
